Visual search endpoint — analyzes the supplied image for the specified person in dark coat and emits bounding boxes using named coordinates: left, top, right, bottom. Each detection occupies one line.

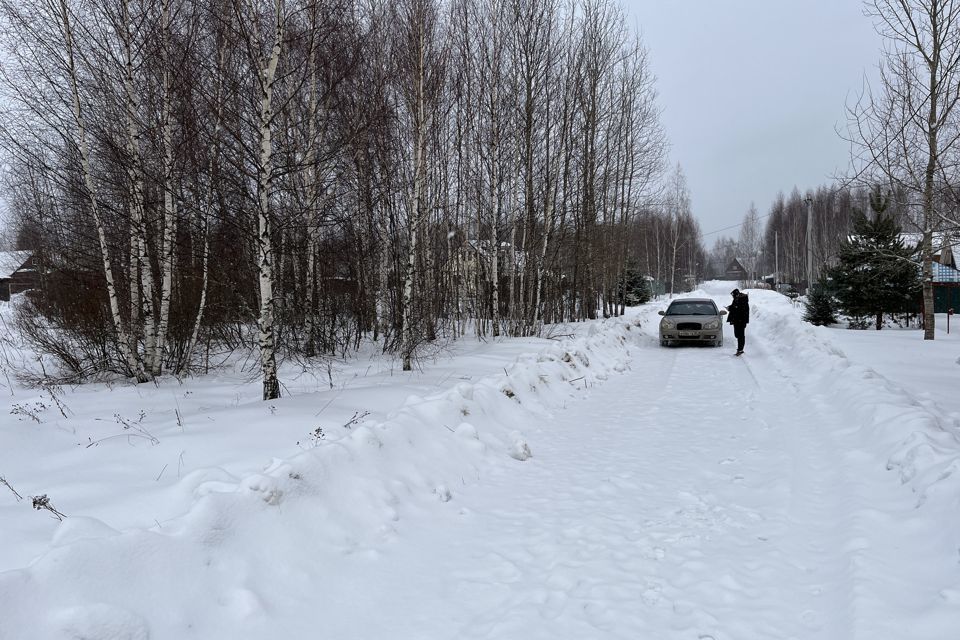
left=726, top=288, right=750, bottom=355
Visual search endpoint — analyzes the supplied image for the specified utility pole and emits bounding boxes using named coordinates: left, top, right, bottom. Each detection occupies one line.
left=775, top=231, right=779, bottom=289
left=805, top=196, right=814, bottom=294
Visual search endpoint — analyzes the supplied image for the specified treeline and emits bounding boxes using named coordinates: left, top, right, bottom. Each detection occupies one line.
left=707, top=184, right=913, bottom=288
left=0, top=0, right=706, bottom=396
left=760, top=186, right=904, bottom=286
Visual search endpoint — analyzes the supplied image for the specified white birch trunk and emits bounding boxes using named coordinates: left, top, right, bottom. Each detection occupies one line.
left=376, top=215, right=390, bottom=342
left=128, top=233, right=138, bottom=328
left=401, top=16, right=430, bottom=372
left=305, top=227, right=318, bottom=352
left=669, top=228, right=679, bottom=296
left=121, top=0, right=153, bottom=351
left=183, top=213, right=210, bottom=372
left=401, top=94, right=426, bottom=371
left=490, top=192, right=500, bottom=337
left=533, top=194, right=554, bottom=331
left=257, top=0, right=283, bottom=400
left=922, top=43, right=939, bottom=340
left=152, top=0, right=176, bottom=376
left=507, top=205, right=517, bottom=335
left=401, top=208, right=418, bottom=371
left=303, top=47, right=321, bottom=356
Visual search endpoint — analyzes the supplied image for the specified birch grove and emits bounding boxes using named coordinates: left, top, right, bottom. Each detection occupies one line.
left=0, top=0, right=708, bottom=389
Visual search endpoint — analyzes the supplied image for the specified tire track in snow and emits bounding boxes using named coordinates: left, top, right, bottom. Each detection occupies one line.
left=443, top=339, right=864, bottom=639
left=617, top=344, right=857, bottom=640
left=733, top=347, right=857, bottom=639
left=434, top=342, right=851, bottom=639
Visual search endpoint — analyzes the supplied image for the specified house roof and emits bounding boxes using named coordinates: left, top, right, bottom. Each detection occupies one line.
left=899, top=231, right=959, bottom=246
left=725, top=258, right=746, bottom=271
left=0, top=251, right=31, bottom=279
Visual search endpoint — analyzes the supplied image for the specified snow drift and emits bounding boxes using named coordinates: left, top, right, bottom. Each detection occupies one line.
left=735, top=288, right=960, bottom=510
left=0, top=314, right=642, bottom=640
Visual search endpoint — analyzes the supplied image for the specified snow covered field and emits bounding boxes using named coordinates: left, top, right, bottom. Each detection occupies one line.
left=1, top=281, right=958, bottom=640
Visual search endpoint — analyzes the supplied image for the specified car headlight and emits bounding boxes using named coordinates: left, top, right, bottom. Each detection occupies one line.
left=703, top=320, right=720, bottom=330
left=661, top=319, right=675, bottom=329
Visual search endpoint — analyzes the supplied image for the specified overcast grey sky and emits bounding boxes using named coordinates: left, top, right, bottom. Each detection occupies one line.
left=623, top=1, right=884, bottom=241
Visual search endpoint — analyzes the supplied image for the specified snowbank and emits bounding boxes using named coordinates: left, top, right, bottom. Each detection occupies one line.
left=740, top=288, right=960, bottom=510
left=0, top=314, right=642, bottom=640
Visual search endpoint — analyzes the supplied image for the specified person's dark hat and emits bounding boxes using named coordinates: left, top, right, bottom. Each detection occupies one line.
left=731, top=288, right=740, bottom=295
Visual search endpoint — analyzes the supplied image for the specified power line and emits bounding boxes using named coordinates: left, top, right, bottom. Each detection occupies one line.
left=701, top=211, right=773, bottom=238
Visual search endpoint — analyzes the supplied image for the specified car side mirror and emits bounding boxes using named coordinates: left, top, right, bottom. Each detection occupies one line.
left=719, top=309, right=727, bottom=315
left=657, top=310, right=665, bottom=316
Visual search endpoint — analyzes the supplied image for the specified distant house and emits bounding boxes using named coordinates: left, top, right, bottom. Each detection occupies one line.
left=900, top=234, right=960, bottom=313
left=0, top=251, right=37, bottom=301
left=724, top=258, right=748, bottom=281
left=932, top=259, right=960, bottom=313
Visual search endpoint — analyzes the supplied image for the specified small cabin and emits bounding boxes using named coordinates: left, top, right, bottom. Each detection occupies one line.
left=0, top=251, right=37, bottom=301
left=724, top=258, right=748, bottom=281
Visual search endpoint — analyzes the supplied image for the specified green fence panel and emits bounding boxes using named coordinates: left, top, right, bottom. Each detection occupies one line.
left=934, top=286, right=960, bottom=313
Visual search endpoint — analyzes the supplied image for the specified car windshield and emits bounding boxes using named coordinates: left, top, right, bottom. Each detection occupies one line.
left=666, top=302, right=717, bottom=316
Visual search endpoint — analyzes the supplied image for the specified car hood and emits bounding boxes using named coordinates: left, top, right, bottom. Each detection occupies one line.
left=661, top=314, right=722, bottom=323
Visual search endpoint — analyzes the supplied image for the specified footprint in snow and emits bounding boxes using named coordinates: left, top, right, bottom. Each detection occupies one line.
left=643, top=546, right=666, bottom=561
left=800, top=609, right=822, bottom=629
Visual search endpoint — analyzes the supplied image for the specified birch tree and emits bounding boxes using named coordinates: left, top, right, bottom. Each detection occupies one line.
left=232, top=0, right=287, bottom=399
left=56, top=0, right=148, bottom=381
left=151, top=0, right=178, bottom=375
left=390, top=0, right=446, bottom=370
left=850, top=0, right=960, bottom=339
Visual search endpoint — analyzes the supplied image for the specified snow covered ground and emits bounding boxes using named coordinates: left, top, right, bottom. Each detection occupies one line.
left=1, top=282, right=958, bottom=640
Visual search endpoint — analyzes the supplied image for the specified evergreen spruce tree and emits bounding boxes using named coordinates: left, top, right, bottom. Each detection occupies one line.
left=803, top=276, right=838, bottom=326
left=619, top=267, right=652, bottom=306
left=826, top=189, right=921, bottom=329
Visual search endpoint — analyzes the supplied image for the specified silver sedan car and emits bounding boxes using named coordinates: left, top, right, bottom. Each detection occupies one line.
left=658, top=298, right=726, bottom=347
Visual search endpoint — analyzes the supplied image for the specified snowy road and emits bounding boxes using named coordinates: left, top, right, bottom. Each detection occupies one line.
left=2, top=288, right=959, bottom=640
left=296, top=333, right=952, bottom=640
